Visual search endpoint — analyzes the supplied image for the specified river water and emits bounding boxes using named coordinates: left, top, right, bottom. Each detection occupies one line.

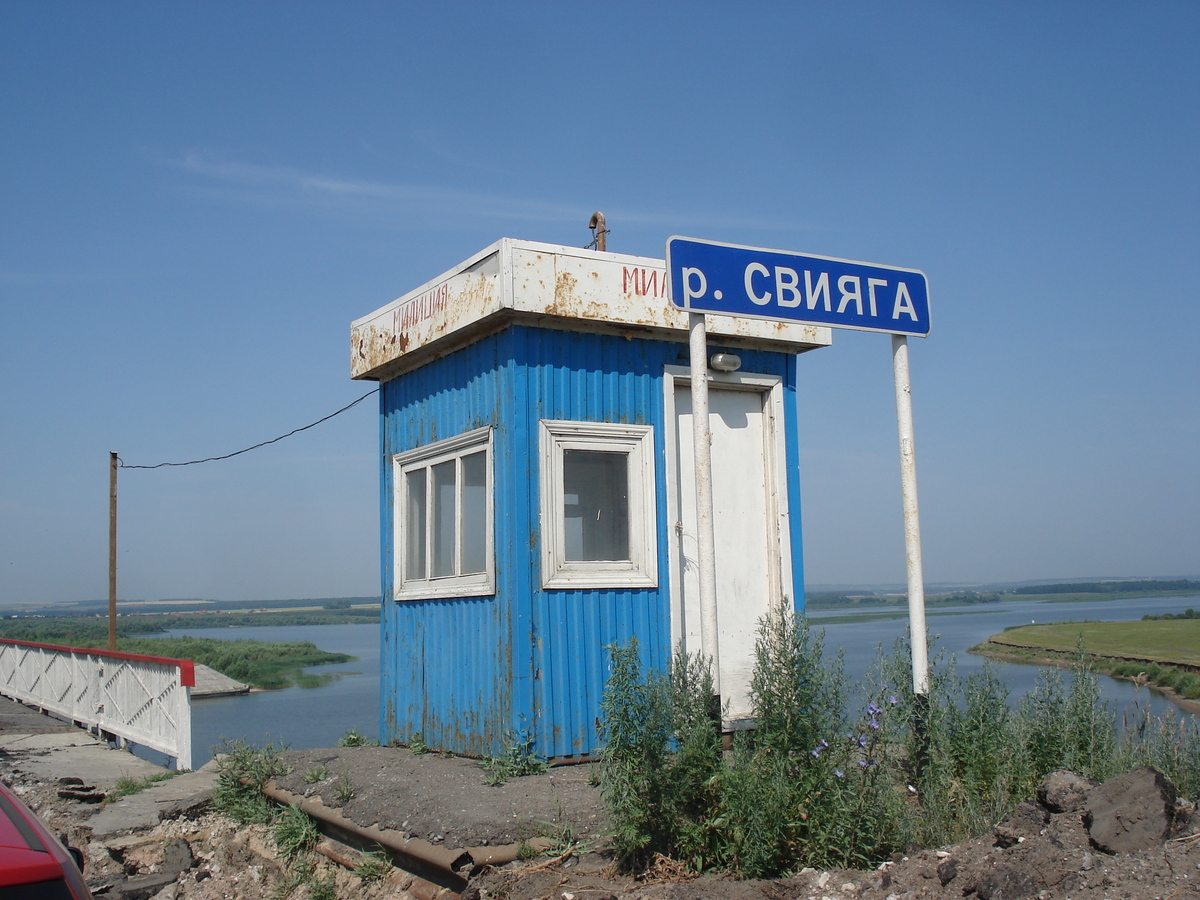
left=150, top=593, right=1199, bottom=769
left=148, top=623, right=382, bottom=769
left=810, top=594, right=1198, bottom=717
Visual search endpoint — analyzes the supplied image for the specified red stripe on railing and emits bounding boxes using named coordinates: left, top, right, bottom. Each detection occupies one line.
left=0, top=638, right=196, bottom=687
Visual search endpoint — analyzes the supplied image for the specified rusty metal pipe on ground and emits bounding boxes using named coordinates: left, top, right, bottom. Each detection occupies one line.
left=261, top=780, right=552, bottom=895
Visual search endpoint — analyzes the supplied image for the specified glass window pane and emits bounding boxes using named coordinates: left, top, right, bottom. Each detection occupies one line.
left=460, top=451, right=487, bottom=574
left=563, top=450, right=629, bottom=561
left=431, top=460, right=457, bottom=577
left=405, top=470, right=427, bottom=580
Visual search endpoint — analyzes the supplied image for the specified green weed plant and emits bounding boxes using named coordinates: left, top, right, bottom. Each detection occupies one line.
left=303, top=765, right=328, bottom=784
left=482, top=734, right=550, bottom=785
left=306, top=873, right=338, bottom=900
left=337, top=728, right=376, bottom=747
left=273, top=804, right=320, bottom=861
left=107, top=771, right=177, bottom=800
left=352, top=850, right=391, bottom=880
left=334, top=773, right=356, bottom=802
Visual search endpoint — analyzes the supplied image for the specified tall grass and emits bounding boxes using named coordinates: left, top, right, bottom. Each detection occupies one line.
left=597, top=603, right=1200, bottom=878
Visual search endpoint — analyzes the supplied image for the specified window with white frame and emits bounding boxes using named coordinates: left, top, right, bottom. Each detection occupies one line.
left=393, top=427, right=494, bottom=600
left=539, top=420, right=657, bottom=589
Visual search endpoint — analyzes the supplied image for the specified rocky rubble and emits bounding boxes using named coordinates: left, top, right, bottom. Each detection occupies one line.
left=838, top=766, right=1198, bottom=900
left=3, top=773, right=426, bottom=900
left=470, top=766, right=1200, bottom=900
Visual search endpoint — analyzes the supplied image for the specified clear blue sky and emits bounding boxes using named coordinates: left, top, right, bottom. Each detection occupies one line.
left=2, top=2, right=1197, bottom=605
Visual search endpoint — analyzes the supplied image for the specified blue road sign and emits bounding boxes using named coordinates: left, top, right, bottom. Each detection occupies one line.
left=666, top=236, right=931, bottom=336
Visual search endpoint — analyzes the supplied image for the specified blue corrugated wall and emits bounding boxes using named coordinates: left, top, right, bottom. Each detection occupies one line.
left=379, top=324, right=803, bottom=759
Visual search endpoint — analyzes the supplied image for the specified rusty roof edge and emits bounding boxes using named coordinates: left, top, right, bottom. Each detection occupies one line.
left=351, top=309, right=516, bottom=382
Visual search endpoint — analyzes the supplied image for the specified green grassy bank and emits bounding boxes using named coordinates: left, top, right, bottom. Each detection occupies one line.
left=971, top=619, right=1200, bottom=700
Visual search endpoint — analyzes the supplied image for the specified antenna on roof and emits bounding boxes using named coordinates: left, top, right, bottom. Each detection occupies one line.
left=586, top=212, right=608, bottom=252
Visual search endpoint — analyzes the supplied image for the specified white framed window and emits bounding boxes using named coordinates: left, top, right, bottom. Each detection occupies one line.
left=393, top=427, right=494, bottom=600
left=539, top=420, right=657, bottom=589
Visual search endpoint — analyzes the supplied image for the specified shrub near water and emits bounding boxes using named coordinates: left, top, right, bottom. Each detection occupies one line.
left=598, top=605, right=911, bottom=876
left=598, top=603, right=1200, bottom=878
left=718, top=605, right=910, bottom=875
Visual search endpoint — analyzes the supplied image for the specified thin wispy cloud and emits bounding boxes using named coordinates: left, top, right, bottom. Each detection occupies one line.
left=0, top=269, right=146, bottom=286
left=169, top=151, right=583, bottom=221
left=161, top=151, right=821, bottom=235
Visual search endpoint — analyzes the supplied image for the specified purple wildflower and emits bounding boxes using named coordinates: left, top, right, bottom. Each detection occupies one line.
left=834, top=768, right=845, bottom=778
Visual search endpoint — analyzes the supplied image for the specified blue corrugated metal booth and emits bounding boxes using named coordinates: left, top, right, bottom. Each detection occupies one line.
left=351, top=239, right=831, bottom=760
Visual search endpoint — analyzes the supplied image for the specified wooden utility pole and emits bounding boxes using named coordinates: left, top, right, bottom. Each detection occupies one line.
left=109, top=451, right=118, bottom=651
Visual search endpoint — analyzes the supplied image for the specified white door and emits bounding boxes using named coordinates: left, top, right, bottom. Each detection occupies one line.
left=666, top=369, right=793, bottom=725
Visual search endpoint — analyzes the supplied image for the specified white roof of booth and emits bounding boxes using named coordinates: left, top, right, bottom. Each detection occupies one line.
left=351, top=238, right=831, bottom=382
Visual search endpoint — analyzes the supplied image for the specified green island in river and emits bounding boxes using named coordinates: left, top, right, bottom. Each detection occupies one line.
left=0, top=602, right=379, bottom=689
left=971, top=618, right=1200, bottom=706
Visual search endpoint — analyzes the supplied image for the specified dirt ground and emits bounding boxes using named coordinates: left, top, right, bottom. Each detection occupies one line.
left=6, top=743, right=1200, bottom=900
left=272, top=747, right=607, bottom=850
left=274, top=748, right=1200, bottom=900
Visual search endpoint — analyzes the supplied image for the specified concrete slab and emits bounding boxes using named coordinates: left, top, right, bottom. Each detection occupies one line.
left=86, top=760, right=221, bottom=838
left=0, top=730, right=166, bottom=789
left=0, top=693, right=78, bottom=734
left=191, top=664, right=248, bottom=698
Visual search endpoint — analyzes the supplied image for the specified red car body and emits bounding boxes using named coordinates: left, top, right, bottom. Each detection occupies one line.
left=0, top=781, right=92, bottom=900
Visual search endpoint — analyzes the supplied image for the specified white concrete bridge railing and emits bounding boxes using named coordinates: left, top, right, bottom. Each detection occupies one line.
left=0, top=638, right=193, bottom=770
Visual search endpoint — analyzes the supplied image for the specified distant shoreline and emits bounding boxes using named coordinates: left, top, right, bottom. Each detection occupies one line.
left=808, top=585, right=1200, bottom=612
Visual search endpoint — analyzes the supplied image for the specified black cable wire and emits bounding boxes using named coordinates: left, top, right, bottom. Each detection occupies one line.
left=119, top=388, right=379, bottom=470
left=585, top=226, right=611, bottom=251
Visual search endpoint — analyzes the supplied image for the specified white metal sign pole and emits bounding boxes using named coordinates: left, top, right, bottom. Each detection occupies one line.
left=891, top=334, right=929, bottom=695
left=689, top=311, right=721, bottom=697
